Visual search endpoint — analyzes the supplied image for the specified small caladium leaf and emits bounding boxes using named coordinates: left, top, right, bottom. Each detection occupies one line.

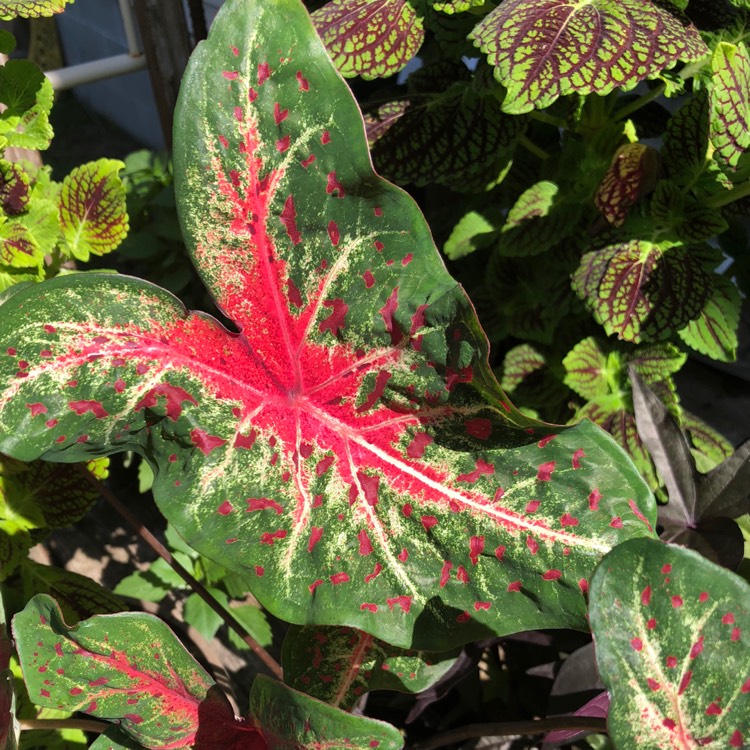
left=0, top=0, right=655, bottom=651
left=594, top=143, right=660, bottom=228
left=443, top=210, right=499, bottom=261
left=12, top=595, right=256, bottom=749
left=58, top=159, right=128, bottom=262
left=312, top=0, right=423, bottom=80
left=282, top=625, right=460, bottom=709
left=572, top=241, right=713, bottom=343
left=469, top=0, right=707, bottom=115
left=0, top=1, right=73, bottom=19
left=678, top=275, right=741, bottom=362
left=250, top=674, right=402, bottom=750
left=708, top=41, right=750, bottom=173
left=590, top=538, right=750, bottom=749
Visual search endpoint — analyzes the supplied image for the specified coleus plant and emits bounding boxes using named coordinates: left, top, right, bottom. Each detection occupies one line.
left=0, top=0, right=747, bottom=748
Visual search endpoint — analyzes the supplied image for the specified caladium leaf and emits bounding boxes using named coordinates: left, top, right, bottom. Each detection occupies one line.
left=311, top=0, right=424, bottom=80
left=469, top=0, right=707, bottom=115
left=573, top=241, right=713, bottom=343
left=58, top=159, right=129, bottom=262
left=0, top=0, right=655, bottom=651
left=590, top=538, right=750, bottom=749
left=708, top=41, right=750, bottom=173
left=0, top=1, right=73, bottom=19
left=250, top=674, right=402, bottom=750
left=282, top=625, right=460, bottom=709
left=88, top=727, right=146, bottom=750
left=12, top=595, right=257, bottom=749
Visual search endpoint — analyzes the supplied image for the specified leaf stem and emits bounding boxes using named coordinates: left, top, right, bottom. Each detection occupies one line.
left=517, top=133, right=551, bottom=161
left=528, top=110, right=567, bottom=129
left=77, top=466, right=284, bottom=680
left=706, top=181, right=750, bottom=209
left=20, top=718, right=108, bottom=733
left=409, top=717, right=608, bottom=750
left=614, top=83, right=665, bottom=121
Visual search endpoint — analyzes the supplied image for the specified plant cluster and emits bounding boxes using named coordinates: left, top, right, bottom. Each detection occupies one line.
left=0, top=1, right=747, bottom=750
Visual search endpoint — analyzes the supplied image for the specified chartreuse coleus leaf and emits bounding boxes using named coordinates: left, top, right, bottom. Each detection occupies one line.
left=0, top=0, right=654, bottom=651
left=0, top=76, right=53, bottom=152
left=282, top=625, right=460, bottom=709
left=573, top=240, right=713, bottom=343
left=0, top=1, right=73, bottom=19
left=58, top=159, right=129, bottom=262
left=443, top=210, right=498, bottom=261
left=469, top=0, right=707, bottom=115
left=311, top=0, right=424, bottom=80
left=430, top=0, right=485, bottom=14
left=250, top=674, right=402, bottom=750
left=12, top=595, right=258, bottom=749
left=590, top=538, right=750, bottom=749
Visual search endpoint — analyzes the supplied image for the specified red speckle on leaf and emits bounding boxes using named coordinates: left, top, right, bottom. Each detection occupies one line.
left=571, top=448, right=585, bottom=468
left=301, top=153, right=316, bottom=168
left=247, top=498, right=283, bottom=514
left=357, top=370, right=391, bottom=414
left=135, top=384, right=197, bottom=420
left=507, top=580, right=522, bottom=592
left=365, top=563, right=383, bottom=582
left=458, top=459, right=495, bottom=484
left=361, top=603, right=378, bottom=612
left=631, top=638, right=643, bottom=651
left=280, top=194, right=302, bottom=246
left=258, top=62, right=271, bottom=84
left=439, top=561, right=452, bottom=588
left=662, top=564, right=672, bottom=574
left=526, top=500, right=540, bottom=513
left=190, top=428, right=226, bottom=455
left=40, top=689, right=50, bottom=698
left=296, top=71, right=309, bottom=91
left=374, top=240, right=384, bottom=252
left=363, top=270, right=375, bottom=288
left=222, top=70, right=238, bottom=80
left=526, top=537, right=539, bottom=555
left=219, top=135, right=229, bottom=149
left=308, top=527, right=323, bottom=552
left=493, top=545, right=506, bottom=562
left=663, top=719, right=676, bottom=730
left=76, top=435, right=89, bottom=443
left=321, top=130, right=331, bottom=144
left=315, top=455, right=334, bottom=476
left=260, top=529, right=287, bottom=545
left=358, top=530, right=373, bottom=556
left=233, top=106, right=243, bottom=122
left=474, top=601, right=491, bottom=611
left=231, top=45, right=239, bottom=56
left=494, top=487, right=505, bottom=502
left=114, top=378, right=126, bottom=393
left=537, top=433, right=557, bottom=448
left=402, top=503, right=412, bottom=517
left=542, top=569, right=562, bottom=581
left=610, top=517, right=623, bottom=528
left=723, top=613, right=735, bottom=624
left=560, top=513, right=578, bottom=526
left=309, top=579, right=323, bottom=594
left=628, top=499, right=653, bottom=531
left=276, top=135, right=291, bottom=153
left=274, top=102, right=289, bottom=125
left=255, top=566, right=264, bottom=576
left=537, top=461, right=555, bottom=481
left=699, top=591, right=709, bottom=602
left=398, top=548, right=408, bottom=561
left=466, top=418, right=492, bottom=440
left=70, top=687, right=82, bottom=695
left=742, top=678, right=750, bottom=693
left=26, top=402, right=47, bottom=417
left=421, top=515, right=438, bottom=531
left=326, top=220, right=341, bottom=247
left=588, top=488, right=602, bottom=510
left=672, top=595, right=683, bottom=608
left=248, top=87, right=258, bottom=103
left=55, top=435, right=66, bottom=443
left=705, top=702, right=722, bottom=716
left=387, top=595, right=411, bottom=613
left=456, top=566, right=469, bottom=583
left=379, top=287, right=402, bottom=346
left=731, top=627, right=741, bottom=641
left=730, top=731, right=744, bottom=748
left=666, top=656, right=677, bottom=668
left=89, top=677, right=108, bottom=687
left=641, top=586, right=652, bottom=606
left=690, top=637, right=704, bottom=658
left=469, top=536, right=484, bottom=565
left=319, top=298, right=348, bottom=337
left=331, top=572, right=350, bottom=585
left=647, top=678, right=660, bottom=691
left=68, top=400, right=108, bottom=418
left=326, top=171, right=345, bottom=197
left=402, top=253, right=413, bottom=266
left=356, top=472, right=380, bottom=506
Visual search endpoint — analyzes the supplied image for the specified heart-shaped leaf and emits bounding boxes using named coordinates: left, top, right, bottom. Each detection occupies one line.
left=250, top=674, right=402, bottom=750
left=312, top=0, right=423, bottom=79
left=590, top=538, right=750, bottom=749
left=469, top=0, right=707, bottom=115
left=282, top=625, right=460, bottom=709
left=12, top=595, right=256, bottom=749
left=0, top=0, right=655, bottom=651
left=0, top=1, right=73, bottom=19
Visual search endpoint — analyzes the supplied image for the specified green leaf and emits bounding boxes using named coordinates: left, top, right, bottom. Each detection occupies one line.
left=0, top=30, right=15, bottom=55
left=0, top=60, right=43, bottom=118
left=0, top=0, right=656, bottom=651
left=682, top=410, right=734, bottom=473
left=678, top=275, right=741, bottom=361
left=0, top=221, right=42, bottom=269
left=226, top=604, right=272, bottom=651
left=58, top=159, right=128, bottom=262
left=500, top=343, right=546, bottom=392
left=562, top=337, right=612, bottom=401
left=250, top=674, right=403, bottom=750
left=469, top=0, right=708, bottom=115
left=430, top=0, right=485, bottom=13
left=16, top=196, right=59, bottom=256
left=0, top=76, right=53, bottom=151
left=0, top=161, right=31, bottom=216
left=113, top=570, right=171, bottom=604
left=0, top=595, right=18, bottom=750
left=573, top=240, right=713, bottom=343
left=0, top=1, right=74, bottom=19
left=708, top=41, right=750, bottom=173
left=590, top=538, right=750, bottom=749
left=312, top=0, right=424, bottom=79
left=183, top=588, right=229, bottom=640
left=626, top=343, right=686, bottom=384
left=651, top=181, right=729, bottom=243
left=283, top=625, right=459, bottom=709
left=12, top=595, right=253, bottom=749
left=443, top=211, right=498, bottom=260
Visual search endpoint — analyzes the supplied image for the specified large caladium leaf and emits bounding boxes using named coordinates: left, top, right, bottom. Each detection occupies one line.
left=0, top=1, right=73, bottom=19
left=12, top=595, right=258, bottom=749
left=0, top=0, right=655, bottom=651
left=311, top=0, right=423, bottom=80
left=590, top=538, right=750, bottom=749
left=282, top=625, right=459, bottom=709
left=469, top=0, right=707, bottom=115
left=250, top=674, right=402, bottom=750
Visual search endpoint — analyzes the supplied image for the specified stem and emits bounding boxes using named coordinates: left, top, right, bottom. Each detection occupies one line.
left=707, top=181, right=750, bottom=209
left=20, top=718, right=108, bottom=733
left=77, top=466, right=284, bottom=680
left=517, top=133, right=550, bottom=161
left=529, top=110, right=567, bottom=129
left=409, top=717, right=608, bottom=750
left=614, top=83, right=665, bottom=121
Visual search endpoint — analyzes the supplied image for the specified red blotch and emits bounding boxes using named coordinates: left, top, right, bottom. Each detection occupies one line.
left=235, top=430, right=257, bottom=450
left=666, top=656, right=677, bottom=668
left=217, top=501, right=233, bottom=516
left=742, top=678, right=750, bottom=693
left=258, top=62, right=271, bottom=85
left=542, top=569, right=562, bottom=581
left=641, top=586, right=652, bottom=606
left=690, top=636, right=704, bottom=659
left=494, top=545, right=506, bottom=562
left=465, top=418, right=492, bottom=440
left=260, top=529, right=287, bottom=545
left=331, top=572, right=349, bottom=585
left=493, top=487, right=505, bottom=502
left=363, top=270, right=375, bottom=288
left=402, top=503, right=412, bottom=517
left=402, top=253, right=413, bottom=266
left=54, top=642, right=63, bottom=656
left=356, top=472, right=380, bottom=506
left=70, top=687, right=82, bottom=695
left=222, top=70, right=238, bottom=80
left=663, top=719, right=676, bottom=730
left=537, top=461, right=555, bottom=481
left=469, top=536, right=484, bottom=565
left=326, top=171, right=345, bottom=197
left=296, top=71, right=309, bottom=91
left=398, top=548, right=408, bottom=561
left=301, top=154, right=316, bottom=168
left=357, top=370, right=391, bottom=414
left=723, top=612, right=735, bottom=624
left=280, top=194, right=302, bottom=246
left=537, top=433, right=557, bottom=448
left=610, top=517, right=623, bottom=528
left=55, top=435, right=67, bottom=443
left=358, top=530, right=373, bottom=556
left=274, top=102, right=289, bottom=125
left=40, top=689, right=50, bottom=698
left=316, top=455, right=334, bottom=476
left=365, top=563, right=383, bottom=583
left=321, top=130, right=331, bottom=144
left=672, top=595, right=684, bottom=608
left=134, top=384, right=197, bottom=420
left=458, top=459, right=495, bottom=484
left=26, top=403, right=47, bottom=417
left=68, top=400, right=108, bottom=418
left=231, top=45, right=239, bottom=56
left=379, top=287, right=402, bottom=346
left=526, top=500, right=540, bottom=513
left=255, top=566, right=264, bottom=576
left=319, top=298, right=348, bottom=337
left=474, top=601, right=491, bottom=611
left=374, top=240, right=384, bottom=251
left=731, top=627, right=741, bottom=641
left=526, top=536, right=539, bottom=554
left=561, top=513, right=578, bottom=526
left=631, top=638, right=643, bottom=651
left=572, top=448, right=585, bottom=468
left=730, top=731, right=744, bottom=748
left=662, top=564, right=672, bottom=574
left=308, top=579, right=323, bottom=594
left=114, top=378, right=126, bottom=393
left=276, top=135, right=291, bottom=153
left=588, top=488, right=602, bottom=510
left=507, top=580, right=522, bottom=592
left=218, top=135, right=229, bottom=149
left=247, top=498, right=283, bottom=514
left=386, top=595, right=411, bottom=613
left=647, top=678, right=660, bottom=691
left=361, top=603, right=378, bottom=612
left=190, top=429, right=226, bottom=455
left=456, top=566, right=469, bottom=583
left=308, top=527, right=323, bottom=552
left=705, top=701, right=722, bottom=716
left=421, top=515, right=438, bottom=531
left=439, top=561, right=452, bottom=588
left=628, top=499, right=653, bottom=531
left=699, top=591, right=709, bottom=602
left=455, top=611, right=471, bottom=623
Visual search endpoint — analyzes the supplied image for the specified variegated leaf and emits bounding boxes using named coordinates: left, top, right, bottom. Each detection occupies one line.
left=562, top=337, right=612, bottom=402
left=0, top=1, right=73, bottom=19
left=282, top=625, right=459, bottom=709
left=250, top=674, right=402, bottom=750
left=311, top=0, right=424, bottom=79
left=12, top=595, right=256, bottom=749
left=0, top=162, right=30, bottom=216
left=469, top=0, right=707, bottom=115
left=500, top=344, right=546, bottom=393
left=0, top=0, right=655, bottom=651
left=0, top=221, right=42, bottom=269
left=590, top=538, right=750, bottom=749
left=0, top=595, right=17, bottom=750
left=443, top=210, right=498, bottom=261
left=430, top=0, right=485, bottom=14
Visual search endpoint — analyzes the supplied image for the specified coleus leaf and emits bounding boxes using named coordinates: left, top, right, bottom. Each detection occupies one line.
left=0, top=1, right=73, bottom=19
left=311, top=0, right=424, bottom=80
left=250, top=674, right=402, bottom=750
left=468, top=0, right=708, bottom=115
left=708, top=41, right=750, bottom=173
left=0, top=60, right=44, bottom=118
left=0, top=0, right=655, bottom=651
left=443, top=210, right=498, bottom=261
left=562, top=337, right=613, bottom=402
left=0, top=162, right=31, bottom=216
left=58, top=159, right=129, bottom=262
left=500, top=344, right=546, bottom=393
left=572, top=240, right=713, bottom=343
left=12, top=595, right=258, bottom=749
left=590, top=538, right=750, bottom=749
left=650, top=180, right=729, bottom=244
left=0, top=221, right=42, bottom=269
left=0, top=76, right=53, bottom=152
left=430, top=0, right=485, bottom=14
left=282, top=625, right=460, bottom=709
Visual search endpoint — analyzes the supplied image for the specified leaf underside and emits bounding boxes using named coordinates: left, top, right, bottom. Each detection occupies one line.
left=590, top=538, right=750, bottom=749
left=0, top=0, right=655, bottom=650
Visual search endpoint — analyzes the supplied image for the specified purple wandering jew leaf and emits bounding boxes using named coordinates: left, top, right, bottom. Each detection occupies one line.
left=542, top=691, right=609, bottom=748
